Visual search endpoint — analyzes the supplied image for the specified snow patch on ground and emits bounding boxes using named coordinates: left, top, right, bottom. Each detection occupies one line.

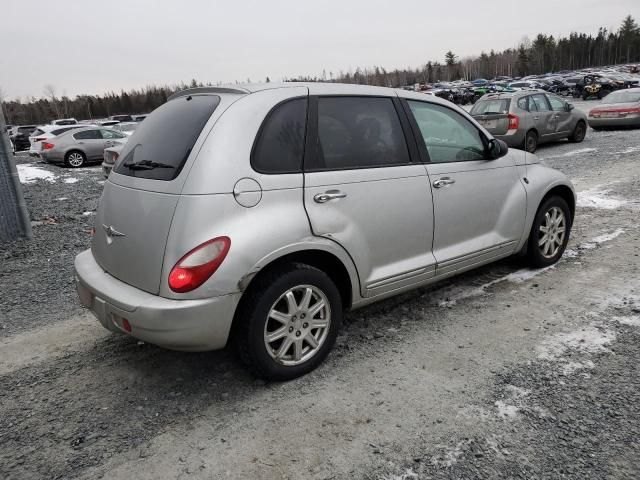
left=576, top=188, right=626, bottom=210
left=495, top=401, right=519, bottom=419
left=537, top=326, right=616, bottom=361
left=431, top=440, right=472, bottom=468
left=495, top=385, right=530, bottom=420
left=17, top=164, right=57, bottom=184
left=561, top=148, right=597, bottom=156
left=435, top=267, right=552, bottom=307
left=383, top=468, right=419, bottom=480
left=82, top=211, right=95, bottom=216
left=562, top=360, right=595, bottom=376
left=591, top=229, right=624, bottom=244
left=56, top=197, right=69, bottom=201
left=613, top=315, right=640, bottom=327
left=614, top=146, right=640, bottom=155
left=63, top=177, right=79, bottom=184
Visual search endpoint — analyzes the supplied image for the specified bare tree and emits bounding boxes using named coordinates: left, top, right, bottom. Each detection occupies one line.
left=43, top=84, right=61, bottom=117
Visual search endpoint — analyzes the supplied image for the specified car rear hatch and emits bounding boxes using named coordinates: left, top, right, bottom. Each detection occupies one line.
left=91, top=91, right=234, bottom=295
left=470, top=98, right=512, bottom=135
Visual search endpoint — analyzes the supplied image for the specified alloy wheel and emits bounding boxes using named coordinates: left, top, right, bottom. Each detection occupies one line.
left=263, top=285, right=331, bottom=366
left=538, top=206, right=566, bottom=258
left=67, top=152, right=84, bottom=167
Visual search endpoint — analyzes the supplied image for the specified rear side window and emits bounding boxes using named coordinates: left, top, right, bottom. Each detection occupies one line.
left=470, top=99, right=510, bottom=115
left=252, top=98, right=307, bottom=173
left=517, top=97, right=529, bottom=111
left=310, top=96, right=410, bottom=170
left=74, top=130, right=101, bottom=140
left=114, top=94, right=220, bottom=180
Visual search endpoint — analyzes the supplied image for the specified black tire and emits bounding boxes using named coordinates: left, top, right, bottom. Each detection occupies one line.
left=526, top=196, right=572, bottom=268
left=582, top=93, right=589, bottom=100
left=524, top=130, right=538, bottom=153
left=233, top=263, right=342, bottom=381
left=65, top=150, right=86, bottom=168
left=569, top=121, right=586, bottom=143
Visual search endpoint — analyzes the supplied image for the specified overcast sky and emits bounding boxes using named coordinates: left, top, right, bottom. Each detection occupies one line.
left=1, top=0, right=637, bottom=100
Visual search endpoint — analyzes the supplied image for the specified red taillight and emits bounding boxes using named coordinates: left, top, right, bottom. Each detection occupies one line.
left=168, top=237, right=231, bottom=293
left=507, top=113, right=519, bottom=130
left=42, top=142, right=55, bottom=150
left=122, top=319, right=132, bottom=333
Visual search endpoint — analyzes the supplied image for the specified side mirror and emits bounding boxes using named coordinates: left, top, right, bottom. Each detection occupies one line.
left=566, top=103, right=575, bottom=111
left=488, top=138, right=509, bottom=159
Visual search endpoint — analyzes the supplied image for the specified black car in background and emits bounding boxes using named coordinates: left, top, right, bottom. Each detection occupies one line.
left=9, top=125, right=37, bottom=151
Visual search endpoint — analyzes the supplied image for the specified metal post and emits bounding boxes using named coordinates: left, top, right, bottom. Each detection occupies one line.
left=0, top=105, right=32, bottom=242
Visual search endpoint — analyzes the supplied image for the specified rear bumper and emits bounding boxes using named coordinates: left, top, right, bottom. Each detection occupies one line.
left=74, top=249, right=241, bottom=351
left=493, top=129, right=526, bottom=148
left=40, top=151, right=64, bottom=163
left=588, top=116, right=640, bottom=128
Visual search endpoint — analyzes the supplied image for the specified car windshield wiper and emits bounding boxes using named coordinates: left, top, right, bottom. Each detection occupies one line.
left=122, top=160, right=175, bottom=170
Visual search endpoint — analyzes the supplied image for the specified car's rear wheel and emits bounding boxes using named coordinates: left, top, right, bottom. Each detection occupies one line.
left=524, top=130, right=538, bottom=153
left=569, top=121, right=586, bottom=143
left=526, top=196, right=572, bottom=268
left=234, top=263, right=342, bottom=381
left=65, top=151, right=86, bottom=168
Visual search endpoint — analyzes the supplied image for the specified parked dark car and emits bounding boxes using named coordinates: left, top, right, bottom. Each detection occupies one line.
left=10, top=125, right=37, bottom=151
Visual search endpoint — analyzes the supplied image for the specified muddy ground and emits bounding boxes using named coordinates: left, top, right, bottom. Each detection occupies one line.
left=1, top=99, right=639, bottom=479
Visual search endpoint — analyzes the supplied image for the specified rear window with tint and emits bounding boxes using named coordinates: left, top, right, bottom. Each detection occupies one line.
left=114, top=94, right=220, bottom=181
left=470, top=99, right=510, bottom=115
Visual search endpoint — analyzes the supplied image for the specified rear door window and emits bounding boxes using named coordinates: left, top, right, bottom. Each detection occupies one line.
left=530, top=94, right=551, bottom=112
left=309, top=96, right=410, bottom=170
left=114, top=94, right=220, bottom=180
left=252, top=98, right=307, bottom=173
left=517, top=97, right=529, bottom=111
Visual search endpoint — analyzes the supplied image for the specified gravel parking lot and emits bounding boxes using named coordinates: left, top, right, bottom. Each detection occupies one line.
left=1, top=99, right=639, bottom=480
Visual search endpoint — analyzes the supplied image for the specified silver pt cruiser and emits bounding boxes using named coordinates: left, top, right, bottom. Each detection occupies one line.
left=75, top=83, right=575, bottom=380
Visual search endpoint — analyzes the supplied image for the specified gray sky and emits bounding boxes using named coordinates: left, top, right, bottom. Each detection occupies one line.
left=1, top=0, right=637, bottom=100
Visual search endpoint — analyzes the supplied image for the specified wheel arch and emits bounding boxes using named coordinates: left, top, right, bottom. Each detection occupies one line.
left=541, top=184, right=575, bottom=222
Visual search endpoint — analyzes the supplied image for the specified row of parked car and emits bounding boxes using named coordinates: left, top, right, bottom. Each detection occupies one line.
left=6, top=114, right=146, bottom=167
left=409, top=64, right=640, bottom=106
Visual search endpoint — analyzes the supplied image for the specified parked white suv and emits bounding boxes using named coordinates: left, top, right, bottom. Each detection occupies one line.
left=75, top=84, right=575, bottom=380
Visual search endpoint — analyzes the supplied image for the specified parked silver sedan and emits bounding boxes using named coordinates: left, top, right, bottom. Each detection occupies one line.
left=75, top=83, right=575, bottom=380
left=470, top=90, right=587, bottom=152
left=40, top=127, right=127, bottom=167
left=587, top=88, right=640, bottom=129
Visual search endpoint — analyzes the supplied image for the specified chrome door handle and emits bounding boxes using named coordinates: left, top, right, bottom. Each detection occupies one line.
left=533, top=116, right=540, bottom=120
left=314, top=190, right=347, bottom=203
left=433, top=177, right=456, bottom=188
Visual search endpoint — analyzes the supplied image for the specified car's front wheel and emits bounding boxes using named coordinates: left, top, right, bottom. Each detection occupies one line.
left=234, top=263, right=342, bottom=381
left=526, top=196, right=572, bottom=268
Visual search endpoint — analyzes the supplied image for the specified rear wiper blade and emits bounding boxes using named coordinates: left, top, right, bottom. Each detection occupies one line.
left=122, top=160, right=175, bottom=170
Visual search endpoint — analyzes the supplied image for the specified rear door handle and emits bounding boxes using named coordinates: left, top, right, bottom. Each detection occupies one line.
left=314, top=190, right=347, bottom=203
left=433, top=177, right=456, bottom=188
left=533, top=116, right=540, bottom=120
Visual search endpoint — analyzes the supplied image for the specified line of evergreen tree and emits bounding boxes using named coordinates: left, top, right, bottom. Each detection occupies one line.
left=2, top=15, right=639, bottom=126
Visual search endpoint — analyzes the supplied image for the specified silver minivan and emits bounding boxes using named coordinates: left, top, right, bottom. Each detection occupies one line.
left=75, top=83, right=575, bottom=380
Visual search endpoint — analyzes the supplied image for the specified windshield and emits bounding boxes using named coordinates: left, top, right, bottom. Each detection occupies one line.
left=470, top=99, right=511, bottom=115
left=604, top=90, right=640, bottom=104
left=114, top=94, right=220, bottom=181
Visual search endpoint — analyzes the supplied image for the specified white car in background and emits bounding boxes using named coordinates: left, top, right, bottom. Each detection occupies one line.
left=111, top=122, right=138, bottom=136
left=28, top=124, right=84, bottom=157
